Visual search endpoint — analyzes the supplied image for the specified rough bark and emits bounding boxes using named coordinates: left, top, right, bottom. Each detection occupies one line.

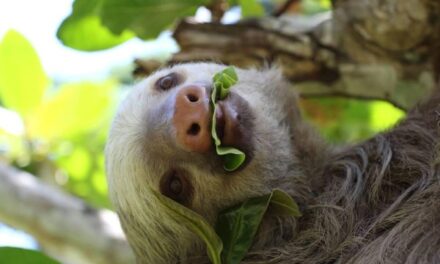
left=168, top=0, right=440, bottom=110
left=0, top=164, right=135, bottom=264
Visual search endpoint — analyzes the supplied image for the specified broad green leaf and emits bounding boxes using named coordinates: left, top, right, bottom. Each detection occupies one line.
left=57, top=0, right=133, bottom=51
left=211, top=67, right=245, bottom=171
left=28, top=80, right=116, bottom=140
left=238, top=0, right=265, bottom=17
left=215, top=189, right=301, bottom=264
left=150, top=188, right=223, bottom=264
left=0, top=30, right=49, bottom=117
left=100, top=0, right=209, bottom=39
left=213, top=66, right=238, bottom=100
left=0, top=247, right=59, bottom=264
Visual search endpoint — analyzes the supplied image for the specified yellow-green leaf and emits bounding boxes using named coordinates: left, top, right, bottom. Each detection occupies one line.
left=28, top=81, right=116, bottom=140
left=0, top=30, right=49, bottom=117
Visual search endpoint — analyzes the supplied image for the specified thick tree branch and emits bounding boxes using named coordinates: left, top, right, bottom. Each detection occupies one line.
left=168, top=0, right=440, bottom=110
left=0, top=164, right=135, bottom=264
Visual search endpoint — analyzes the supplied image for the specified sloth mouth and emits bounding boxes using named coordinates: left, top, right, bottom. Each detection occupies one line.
left=213, top=91, right=254, bottom=168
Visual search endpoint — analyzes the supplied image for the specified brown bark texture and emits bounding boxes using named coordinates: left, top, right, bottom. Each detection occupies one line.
left=169, top=0, right=440, bottom=109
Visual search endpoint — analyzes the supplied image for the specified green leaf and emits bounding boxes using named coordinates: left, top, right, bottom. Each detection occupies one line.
left=0, top=30, right=49, bottom=117
left=150, top=188, right=223, bottom=264
left=238, top=0, right=265, bottom=17
left=0, top=247, right=60, bottom=264
left=215, top=189, right=301, bottom=264
left=57, top=0, right=133, bottom=51
left=213, top=66, right=239, bottom=100
left=211, top=67, right=245, bottom=171
left=100, top=0, right=209, bottom=40
left=28, top=80, right=116, bottom=140
left=216, top=193, right=271, bottom=264
left=270, top=189, right=302, bottom=217
left=217, top=146, right=246, bottom=172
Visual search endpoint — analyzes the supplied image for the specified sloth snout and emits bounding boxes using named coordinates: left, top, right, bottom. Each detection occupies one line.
left=173, top=84, right=212, bottom=153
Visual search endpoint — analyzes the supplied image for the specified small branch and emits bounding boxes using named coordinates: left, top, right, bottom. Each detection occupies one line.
left=0, top=164, right=135, bottom=264
left=170, top=0, right=440, bottom=109
left=206, top=0, right=227, bottom=23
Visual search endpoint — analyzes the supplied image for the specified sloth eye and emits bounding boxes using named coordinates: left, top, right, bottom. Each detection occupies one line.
left=156, top=73, right=178, bottom=91
left=169, top=175, right=183, bottom=195
left=159, top=169, right=193, bottom=204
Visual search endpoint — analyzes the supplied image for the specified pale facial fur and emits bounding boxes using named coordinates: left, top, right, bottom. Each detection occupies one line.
left=105, top=63, right=307, bottom=263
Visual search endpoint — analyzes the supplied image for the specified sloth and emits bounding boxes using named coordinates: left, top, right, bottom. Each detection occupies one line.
left=105, top=62, right=440, bottom=264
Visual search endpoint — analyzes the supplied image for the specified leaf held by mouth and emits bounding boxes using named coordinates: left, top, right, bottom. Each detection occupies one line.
left=211, top=66, right=245, bottom=171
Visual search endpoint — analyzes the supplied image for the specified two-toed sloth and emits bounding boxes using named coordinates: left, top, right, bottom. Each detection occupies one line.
left=105, top=63, right=440, bottom=264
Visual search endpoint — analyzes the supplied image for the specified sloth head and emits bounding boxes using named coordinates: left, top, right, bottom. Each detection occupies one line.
left=105, top=63, right=311, bottom=263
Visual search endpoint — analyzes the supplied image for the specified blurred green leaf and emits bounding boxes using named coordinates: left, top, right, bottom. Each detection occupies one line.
left=57, top=0, right=134, bottom=51
left=0, top=247, right=59, bottom=264
left=100, top=0, right=209, bottom=39
left=302, top=98, right=405, bottom=143
left=369, top=101, right=404, bottom=131
left=28, top=80, right=116, bottom=140
left=0, top=30, right=49, bottom=117
left=302, top=0, right=331, bottom=14
left=58, top=147, right=91, bottom=180
left=239, top=0, right=264, bottom=17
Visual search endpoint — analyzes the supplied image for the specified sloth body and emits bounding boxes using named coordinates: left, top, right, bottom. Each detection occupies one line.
left=106, top=63, right=440, bottom=263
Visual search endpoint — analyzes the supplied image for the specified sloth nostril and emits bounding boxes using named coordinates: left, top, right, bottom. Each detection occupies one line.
left=187, top=123, right=201, bottom=136
left=186, top=94, right=199, bottom=103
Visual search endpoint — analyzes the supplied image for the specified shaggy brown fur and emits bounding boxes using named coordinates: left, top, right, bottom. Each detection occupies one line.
left=244, top=93, right=440, bottom=263
left=106, top=63, right=440, bottom=264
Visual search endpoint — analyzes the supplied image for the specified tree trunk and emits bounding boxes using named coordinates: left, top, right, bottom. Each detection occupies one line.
left=0, top=164, right=135, bottom=264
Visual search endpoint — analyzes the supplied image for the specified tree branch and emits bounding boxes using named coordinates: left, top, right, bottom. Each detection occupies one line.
left=0, top=164, right=135, bottom=264
left=169, top=0, right=440, bottom=110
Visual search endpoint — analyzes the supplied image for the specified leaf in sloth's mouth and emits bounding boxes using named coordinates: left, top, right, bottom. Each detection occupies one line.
left=151, top=187, right=302, bottom=264
left=211, top=66, right=246, bottom=172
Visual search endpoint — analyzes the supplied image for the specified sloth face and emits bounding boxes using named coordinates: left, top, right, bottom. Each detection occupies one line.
left=105, top=63, right=300, bottom=262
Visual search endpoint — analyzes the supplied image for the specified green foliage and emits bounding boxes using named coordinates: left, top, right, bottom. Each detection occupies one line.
left=0, top=31, right=116, bottom=208
left=0, top=30, right=49, bottom=117
left=0, top=247, right=59, bottom=264
left=28, top=81, right=116, bottom=140
left=57, top=0, right=134, bottom=51
left=239, top=0, right=265, bottom=17
left=58, top=0, right=209, bottom=49
left=302, top=98, right=405, bottom=143
left=302, top=0, right=331, bottom=14
left=100, top=0, right=209, bottom=39
left=216, top=189, right=301, bottom=264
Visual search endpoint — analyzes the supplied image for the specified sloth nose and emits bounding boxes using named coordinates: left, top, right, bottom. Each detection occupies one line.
left=173, top=84, right=212, bottom=153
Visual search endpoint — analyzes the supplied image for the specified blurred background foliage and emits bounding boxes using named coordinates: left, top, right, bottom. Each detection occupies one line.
left=0, top=0, right=404, bottom=212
